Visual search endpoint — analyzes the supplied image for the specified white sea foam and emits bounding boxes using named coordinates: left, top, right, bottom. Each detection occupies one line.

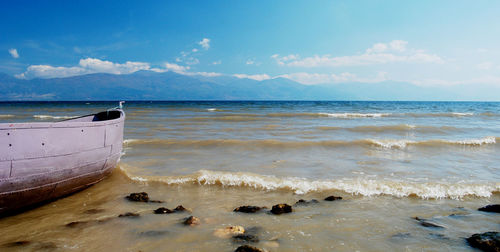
left=207, top=108, right=218, bottom=112
left=0, top=114, right=14, bottom=118
left=33, top=115, right=75, bottom=119
left=319, top=113, right=390, bottom=118
left=452, top=136, right=496, bottom=145
left=123, top=137, right=498, bottom=150
left=369, top=139, right=416, bottom=149
left=452, top=112, right=474, bottom=116
left=119, top=168, right=499, bottom=199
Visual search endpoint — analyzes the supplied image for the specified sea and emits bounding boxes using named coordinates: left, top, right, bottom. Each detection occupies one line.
left=0, top=101, right=499, bottom=251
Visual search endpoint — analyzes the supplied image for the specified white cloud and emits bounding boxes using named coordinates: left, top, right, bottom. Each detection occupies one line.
left=407, top=75, right=500, bottom=87
left=389, top=40, right=408, bottom=52
left=273, top=40, right=443, bottom=67
left=8, top=48, right=19, bottom=58
left=188, top=71, right=222, bottom=77
left=164, top=62, right=190, bottom=73
left=212, top=60, right=221, bottom=65
left=199, top=38, right=210, bottom=50
left=192, top=48, right=198, bottom=53
left=16, top=58, right=150, bottom=79
left=233, top=73, right=271, bottom=81
left=366, top=43, right=388, bottom=53
left=246, top=59, right=254, bottom=65
left=477, top=62, right=493, bottom=70
left=277, top=72, right=388, bottom=85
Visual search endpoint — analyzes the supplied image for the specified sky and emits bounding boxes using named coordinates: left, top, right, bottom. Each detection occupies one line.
left=1, top=0, right=500, bottom=87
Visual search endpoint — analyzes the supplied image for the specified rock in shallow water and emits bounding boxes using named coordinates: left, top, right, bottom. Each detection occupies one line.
left=234, top=206, right=263, bottom=213
left=466, top=232, right=500, bottom=252
left=294, top=199, right=319, bottom=206
left=183, top=216, right=200, bottom=226
left=271, top=204, right=292, bottom=215
left=234, top=245, right=264, bottom=252
left=118, top=212, right=140, bottom=218
left=125, top=192, right=163, bottom=203
left=126, top=192, right=149, bottom=202
left=154, top=207, right=174, bottom=214
left=413, top=217, right=444, bottom=229
left=233, top=234, right=259, bottom=243
left=3, top=240, right=31, bottom=247
left=324, top=196, right=342, bottom=201
left=478, top=205, right=500, bottom=213
left=214, top=226, right=245, bottom=238
left=174, top=205, right=190, bottom=212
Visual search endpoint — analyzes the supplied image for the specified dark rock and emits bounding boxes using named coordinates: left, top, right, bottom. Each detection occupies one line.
left=234, top=245, right=264, bottom=252
left=126, top=192, right=149, bottom=202
left=294, top=199, right=319, bottom=206
left=183, top=216, right=200, bottom=226
left=3, top=240, right=31, bottom=247
left=84, top=208, right=105, bottom=214
left=174, top=205, right=187, bottom=212
left=271, top=204, right=292, bottom=214
left=478, top=204, right=500, bottom=213
left=466, top=232, right=500, bottom=252
left=324, top=195, right=342, bottom=201
left=413, top=217, right=444, bottom=229
left=154, top=207, right=174, bottom=214
left=118, top=212, right=140, bottom=218
left=234, top=206, right=263, bottom=213
left=233, top=234, right=259, bottom=243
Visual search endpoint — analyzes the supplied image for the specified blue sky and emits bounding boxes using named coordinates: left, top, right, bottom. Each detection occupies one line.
left=1, top=0, right=500, bottom=87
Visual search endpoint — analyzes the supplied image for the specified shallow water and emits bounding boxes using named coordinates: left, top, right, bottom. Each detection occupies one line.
left=0, top=101, right=499, bottom=251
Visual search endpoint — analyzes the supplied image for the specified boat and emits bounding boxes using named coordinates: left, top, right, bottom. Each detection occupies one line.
left=0, top=104, right=125, bottom=216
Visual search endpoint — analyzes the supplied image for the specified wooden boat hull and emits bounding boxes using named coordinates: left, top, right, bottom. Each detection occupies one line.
left=0, top=109, right=125, bottom=215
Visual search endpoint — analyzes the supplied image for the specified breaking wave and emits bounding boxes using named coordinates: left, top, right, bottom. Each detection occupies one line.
left=123, top=137, right=498, bottom=149
left=119, top=168, right=500, bottom=199
left=402, top=112, right=475, bottom=117
left=317, top=124, right=459, bottom=133
left=266, top=112, right=390, bottom=118
left=0, top=114, right=14, bottom=118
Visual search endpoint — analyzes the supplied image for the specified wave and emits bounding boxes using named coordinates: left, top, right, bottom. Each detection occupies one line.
left=266, top=112, right=390, bottom=118
left=0, top=114, right=14, bottom=118
left=207, top=108, right=225, bottom=112
left=402, top=112, right=475, bottom=118
left=317, top=124, right=459, bottom=133
left=33, top=115, right=76, bottom=119
left=123, top=137, right=498, bottom=149
left=118, top=168, right=500, bottom=199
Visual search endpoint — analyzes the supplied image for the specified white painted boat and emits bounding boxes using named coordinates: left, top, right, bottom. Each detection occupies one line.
left=0, top=107, right=125, bottom=215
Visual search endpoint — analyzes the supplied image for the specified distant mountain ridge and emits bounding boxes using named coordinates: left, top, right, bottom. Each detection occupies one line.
left=0, top=71, right=499, bottom=101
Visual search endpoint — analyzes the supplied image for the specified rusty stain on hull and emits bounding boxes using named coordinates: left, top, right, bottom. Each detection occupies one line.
left=0, top=109, right=125, bottom=216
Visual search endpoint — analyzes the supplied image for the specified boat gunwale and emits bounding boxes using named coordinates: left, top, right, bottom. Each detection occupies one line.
left=0, top=109, right=125, bottom=130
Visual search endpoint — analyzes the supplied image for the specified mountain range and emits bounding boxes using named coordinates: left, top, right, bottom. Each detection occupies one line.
left=0, top=71, right=498, bottom=101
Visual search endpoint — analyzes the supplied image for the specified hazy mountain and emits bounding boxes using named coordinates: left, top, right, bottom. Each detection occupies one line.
left=0, top=71, right=498, bottom=101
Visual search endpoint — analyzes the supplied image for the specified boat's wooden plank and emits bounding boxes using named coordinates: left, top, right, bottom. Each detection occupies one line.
left=0, top=160, right=107, bottom=193
left=0, top=126, right=105, bottom=161
left=0, top=161, right=10, bottom=180
left=11, top=146, right=111, bottom=178
left=105, top=123, right=124, bottom=154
